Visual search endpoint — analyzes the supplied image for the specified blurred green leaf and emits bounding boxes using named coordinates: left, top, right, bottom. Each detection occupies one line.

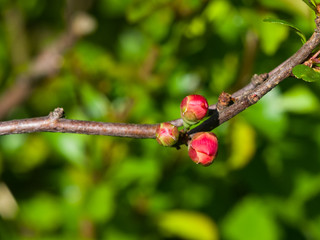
left=210, top=54, right=238, bottom=93
left=140, top=7, right=174, bottom=42
left=47, top=134, right=87, bottom=167
left=228, top=119, right=256, bottom=170
left=98, top=0, right=132, bottom=17
left=292, top=64, right=320, bottom=82
left=308, top=216, right=320, bottom=240
left=127, top=0, right=167, bottom=23
left=72, top=41, right=115, bottom=76
left=118, top=29, right=149, bottom=63
left=14, top=135, right=49, bottom=172
left=17, top=0, right=44, bottom=16
left=243, top=88, right=288, bottom=140
left=185, top=17, right=206, bottom=38
left=80, top=83, right=109, bottom=119
left=0, top=134, right=27, bottom=154
left=241, top=10, right=290, bottom=55
left=111, top=157, right=160, bottom=189
left=222, top=197, right=280, bottom=240
left=291, top=172, right=320, bottom=202
left=272, top=172, right=320, bottom=226
left=263, top=18, right=306, bottom=43
left=301, top=0, right=317, bottom=11
left=258, top=0, right=310, bottom=16
left=206, top=0, right=244, bottom=43
left=19, top=194, right=62, bottom=232
left=158, top=210, right=218, bottom=240
left=85, top=184, right=115, bottom=222
left=281, top=85, right=319, bottom=113
left=102, top=228, right=139, bottom=240
left=259, top=15, right=289, bottom=55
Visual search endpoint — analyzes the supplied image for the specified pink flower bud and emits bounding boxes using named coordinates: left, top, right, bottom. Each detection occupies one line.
left=188, top=132, right=218, bottom=166
left=180, top=95, right=208, bottom=127
left=156, top=122, right=180, bottom=147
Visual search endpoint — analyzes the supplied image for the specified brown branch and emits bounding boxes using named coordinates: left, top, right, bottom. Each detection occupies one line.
left=0, top=108, right=157, bottom=138
left=0, top=18, right=320, bottom=141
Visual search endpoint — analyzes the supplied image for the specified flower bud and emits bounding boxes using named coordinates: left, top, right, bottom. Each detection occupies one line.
left=156, top=122, right=179, bottom=147
left=188, top=132, right=218, bottom=166
left=180, top=95, right=208, bottom=128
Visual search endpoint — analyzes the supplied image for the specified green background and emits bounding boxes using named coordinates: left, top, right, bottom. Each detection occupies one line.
left=0, top=0, right=320, bottom=239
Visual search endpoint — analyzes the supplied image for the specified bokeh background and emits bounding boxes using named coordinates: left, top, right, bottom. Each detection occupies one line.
left=1, top=0, right=320, bottom=239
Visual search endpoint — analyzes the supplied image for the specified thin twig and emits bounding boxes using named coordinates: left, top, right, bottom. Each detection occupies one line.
left=0, top=108, right=158, bottom=138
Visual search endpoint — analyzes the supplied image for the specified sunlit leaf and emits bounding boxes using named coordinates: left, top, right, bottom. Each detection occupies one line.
left=292, top=64, right=320, bottom=82
left=228, top=119, right=256, bottom=170
left=263, top=18, right=306, bottom=43
left=158, top=210, right=219, bottom=240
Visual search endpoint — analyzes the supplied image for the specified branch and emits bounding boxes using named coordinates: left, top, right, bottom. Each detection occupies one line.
left=0, top=108, right=157, bottom=138
left=0, top=18, right=320, bottom=141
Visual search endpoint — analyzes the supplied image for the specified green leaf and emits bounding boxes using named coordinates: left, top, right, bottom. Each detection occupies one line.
left=292, top=64, right=320, bottom=82
left=258, top=14, right=289, bottom=55
left=243, top=88, right=288, bottom=140
left=301, top=0, right=317, bottom=11
left=222, top=197, right=280, bottom=240
left=85, top=184, right=115, bottom=222
left=228, top=119, right=256, bottom=170
left=158, top=210, right=218, bottom=240
left=263, top=18, right=307, bottom=43
left=281, top=85, right=319, bottom=113
left=20, top=194, right=62, bottom=232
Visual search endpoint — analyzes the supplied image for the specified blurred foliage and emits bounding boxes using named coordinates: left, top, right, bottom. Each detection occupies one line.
left=0, top=0, right=320, bottom=239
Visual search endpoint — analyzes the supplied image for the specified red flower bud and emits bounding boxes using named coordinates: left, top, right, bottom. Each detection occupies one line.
left=188, top=132, right=218, bottom=166
left=180, top=95, right=208, bottom=127
left=156, top=122, right=179, bottom=147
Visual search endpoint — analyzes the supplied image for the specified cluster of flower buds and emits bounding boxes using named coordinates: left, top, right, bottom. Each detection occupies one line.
left=156, top=94, right=218, bottom=166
